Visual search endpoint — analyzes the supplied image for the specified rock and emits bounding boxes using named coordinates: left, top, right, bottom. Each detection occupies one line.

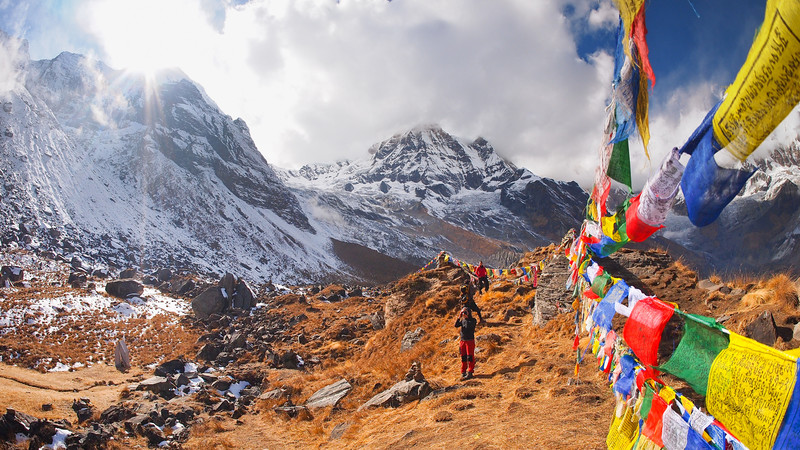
left=91, top=268, right=110, bottom=279
left=232, top=279, right=254, bottom=309
left=532, top=254, right=571, bottom=326
left=358, top=378, right=432, bottom=410
left=304, top=379, right=352, bottom=409
left=100, top=404, right=137, bottom=424
left=154, top=358, right=187, bottom=376
left=746, top=310, right=778, bottom=346
left=343, top=183, right=354, bottom=192
left=220, top=273, right=236, bottom=299
left=137, top=376, right=177, bottom=396
left=172, top=278, right=196, bottom=295
left=274, top=405, right=313, bottom=420
left=213, top=399, right=234, bottom=412
left=70, top=256, right=85, bottom=270
left=67, top=271, right=87, bottom=288
left=192, top=287, right=227, bottom=319
left=119, top=268, right=139, bottom=279
left=348, top=287, right=363, bottom=297
left=0, top=408, right=38, bottom=437
left=330, top=422, right=350, bottom=440
left=197, top=343, right=223, bottom=361
left=114, top=339, right=131, bottom=372
left=259, top=388, right=289, bottom=401
left=212, top=377, right=233, bottom=391
left=225, top=332, right=247, bottom=350
left=105, top=279, right=144, bottom=298
left=697, top=279, right=724, bottom=292
left=0, top=265, right=23, bottom=282
left=141, top=422, right=167, bottom=445
left=379, top=181, right=391, bottom=193
left=404, top=361, right=425, bottom=382
left=41, top=404, right=53, bottom=412
left=281, top=350, right=303, bottom=369
left=156, top=268, right=173, bottom=282
left=401, top=327, right=425, bottom=352
left=369, top=312, right=384, bottom=330
left=72, top=398, right=94, bottom=423
left=124, top=414, right=152, bottom=434
left=28, top=419, right=57, bottom=447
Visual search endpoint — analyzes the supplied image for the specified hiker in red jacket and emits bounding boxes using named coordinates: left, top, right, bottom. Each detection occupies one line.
left=475, top=261, right=489, bottom=294
left=455, top=307, right=477, bottom=379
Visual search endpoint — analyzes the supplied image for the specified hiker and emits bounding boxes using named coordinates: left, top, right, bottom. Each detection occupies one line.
left=475, top=261, right=489, bottom=294
left=455, top=307, right=477, bottom=380
left=460, top=284, right=484, bottom=323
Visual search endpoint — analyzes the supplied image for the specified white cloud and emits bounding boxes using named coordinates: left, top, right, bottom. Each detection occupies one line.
left=5, top=0, right=767, bottom=192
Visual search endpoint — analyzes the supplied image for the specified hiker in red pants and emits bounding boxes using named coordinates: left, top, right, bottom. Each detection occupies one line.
left=475, top=261, right=489, bottom=294
left=455, top=307, right=477, bottom=380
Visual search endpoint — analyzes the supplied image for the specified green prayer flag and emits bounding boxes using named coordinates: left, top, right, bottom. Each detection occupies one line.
left=657, top=311, right=730, bottom=396
left=607, top=139, right=632, bottom=191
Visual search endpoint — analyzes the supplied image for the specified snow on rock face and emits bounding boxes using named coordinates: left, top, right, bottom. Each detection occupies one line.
left=280, top=125, right=589, bottom=268
left=0, top=41, right=339, bottom=284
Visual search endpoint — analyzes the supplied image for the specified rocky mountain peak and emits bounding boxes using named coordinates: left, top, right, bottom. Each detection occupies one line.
left=362, top=124, right=516, bottom=194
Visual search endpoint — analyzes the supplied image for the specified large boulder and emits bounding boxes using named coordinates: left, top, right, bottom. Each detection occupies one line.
left=106, top=279, right=144, bottom=298
left=191, top=287, right=227, bottom=319
left=304, top=379, right=352, bottom=409
left=232, top=279, right=254, bottom=309
left=358, top=378, right=431, bottom=410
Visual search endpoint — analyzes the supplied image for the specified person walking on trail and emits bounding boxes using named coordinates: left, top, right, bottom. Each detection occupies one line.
left=460, top=284, right=484, bottom=323
left=455, top=307, right=477, bottom=380
left=475, top=261, right=489, bottom=294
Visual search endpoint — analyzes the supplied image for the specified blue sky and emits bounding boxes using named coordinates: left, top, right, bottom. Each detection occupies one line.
left=0, top=0, right=794, bottom=188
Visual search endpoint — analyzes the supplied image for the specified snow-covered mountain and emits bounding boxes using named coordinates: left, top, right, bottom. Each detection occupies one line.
left=0, top=34, right=588, bottom=283
left=663, top=142, right=800, bottom=273
left=278, top=125, right=588, bottom=272
left=0, top=33, right=338, bottom=283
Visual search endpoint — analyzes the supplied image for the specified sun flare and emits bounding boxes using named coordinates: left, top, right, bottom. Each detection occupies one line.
left=84, top=0, right=209, bottom=76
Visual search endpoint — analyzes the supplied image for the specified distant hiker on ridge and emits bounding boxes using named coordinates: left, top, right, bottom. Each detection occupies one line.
left=475, top=261, right=489, bottom=294
left=455, top=307, right=477, bottom=380
left=460, top=284, right=483, bottom=324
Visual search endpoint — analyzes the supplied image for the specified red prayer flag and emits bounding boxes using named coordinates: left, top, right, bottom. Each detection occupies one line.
left=623, top=297, right=675, bottom=367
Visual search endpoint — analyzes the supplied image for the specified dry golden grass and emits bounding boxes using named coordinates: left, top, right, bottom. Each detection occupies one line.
left=741, top=273, right=799, bottom=310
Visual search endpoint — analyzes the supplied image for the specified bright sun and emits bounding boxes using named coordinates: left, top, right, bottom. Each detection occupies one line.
left=85, top=0, right=207, bottom=76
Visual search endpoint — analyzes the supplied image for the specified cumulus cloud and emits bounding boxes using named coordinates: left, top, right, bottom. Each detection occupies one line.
left=0, top=0, right=778, bottom=191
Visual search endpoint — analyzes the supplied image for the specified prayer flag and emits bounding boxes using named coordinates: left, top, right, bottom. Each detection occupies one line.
left=713, top=0, right=800, bottom=161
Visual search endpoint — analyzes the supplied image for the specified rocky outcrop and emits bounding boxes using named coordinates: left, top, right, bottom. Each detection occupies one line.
left=532, top=254, right=571, bottom=326
left=304, top=379, right=353, bottom=409
left=359, top=363, right=431, bottom=410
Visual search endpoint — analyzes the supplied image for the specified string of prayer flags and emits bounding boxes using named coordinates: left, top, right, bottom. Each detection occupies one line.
left=712, top=0, right=800, bottom=161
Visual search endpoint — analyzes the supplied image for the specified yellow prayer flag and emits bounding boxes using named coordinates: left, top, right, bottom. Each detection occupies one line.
left=713, top=0, right=800, bottom=160
left=606, top=406, right=639, bottom=450
left=613, top=0, right=646, bottom=52
left=706, top=332, right=798, bottom=450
